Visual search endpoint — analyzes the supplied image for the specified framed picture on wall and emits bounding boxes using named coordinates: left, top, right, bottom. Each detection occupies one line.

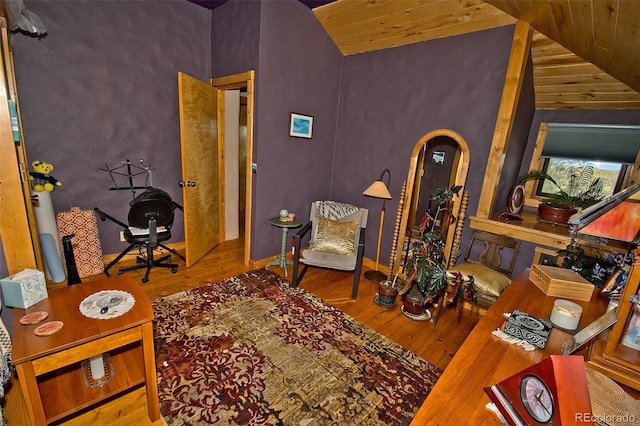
left=289, top=113, right=313, bottom=138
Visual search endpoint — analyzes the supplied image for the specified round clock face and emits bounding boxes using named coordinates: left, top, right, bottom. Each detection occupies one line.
left=520, top=374, right=554, bottom=423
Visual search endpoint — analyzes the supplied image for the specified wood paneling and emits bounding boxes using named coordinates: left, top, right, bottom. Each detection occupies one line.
left=313, top=0, right=640, bottom=109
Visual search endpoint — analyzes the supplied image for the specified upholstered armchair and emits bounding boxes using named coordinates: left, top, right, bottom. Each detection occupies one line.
left=291, top=201, right=368, bottom=298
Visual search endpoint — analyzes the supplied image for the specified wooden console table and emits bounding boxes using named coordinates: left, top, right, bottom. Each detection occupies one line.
left=411, top=268, right=609, bottom=425
left=470, top=209, right=629, bottom=252
left=11, top=275, right=161, bottom=425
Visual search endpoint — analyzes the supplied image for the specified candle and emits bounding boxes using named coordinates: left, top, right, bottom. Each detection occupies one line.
left=89, top=353, right=105, bottom=380
left=550, top=299, right=583, bottom=330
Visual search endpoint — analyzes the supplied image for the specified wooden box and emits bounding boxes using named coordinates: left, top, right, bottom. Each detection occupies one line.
left=529, top=264, right=594, bottom=301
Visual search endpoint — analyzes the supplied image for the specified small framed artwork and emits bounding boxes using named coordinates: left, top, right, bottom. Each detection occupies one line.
left=432, top=151, right=445, bottom=164
left=289, top=113, right=313, bottom=138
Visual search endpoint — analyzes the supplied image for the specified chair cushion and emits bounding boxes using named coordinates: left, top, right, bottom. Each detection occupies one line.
left=450, top=262, right=511, bottom=298
left=312, top=217, right=357, bottom=255
left=300, top=249, right=357, bottom=271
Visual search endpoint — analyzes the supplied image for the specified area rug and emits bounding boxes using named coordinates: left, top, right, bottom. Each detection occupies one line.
left=152, top=268, right=441, bottom=425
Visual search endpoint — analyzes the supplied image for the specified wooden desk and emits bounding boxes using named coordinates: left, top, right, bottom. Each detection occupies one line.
left=11, top=275, right=161, bottom=425
left=411, top=269, right=609, bottom=425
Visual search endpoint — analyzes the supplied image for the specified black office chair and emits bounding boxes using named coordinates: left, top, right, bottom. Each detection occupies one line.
left=94, top=188, right=186, bottom=283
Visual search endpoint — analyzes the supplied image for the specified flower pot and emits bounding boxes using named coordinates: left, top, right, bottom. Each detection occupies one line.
left=375, top=280, right=398, bottom=308
left=402, top=291, right=427, bottom=316
left=538, top=203, right=577, bottom=224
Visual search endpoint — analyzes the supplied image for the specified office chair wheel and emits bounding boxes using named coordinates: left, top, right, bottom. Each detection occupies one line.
left=171, top=267, right=178, bottom=274
left=142, top=276, right=149, bottom=283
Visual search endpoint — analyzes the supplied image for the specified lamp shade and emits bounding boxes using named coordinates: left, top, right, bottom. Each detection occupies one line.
left=363, top=180, right=392, bottom=200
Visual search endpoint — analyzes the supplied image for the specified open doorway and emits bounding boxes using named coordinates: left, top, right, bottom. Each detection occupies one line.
left=222, top=89, right=247, bottom=241
left=212, top=71, right=254, bottom=266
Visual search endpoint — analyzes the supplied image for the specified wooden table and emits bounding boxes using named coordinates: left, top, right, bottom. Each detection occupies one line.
left=411, top=268, right=609, bottom=425
left=11, top=275, right=161, bottom=425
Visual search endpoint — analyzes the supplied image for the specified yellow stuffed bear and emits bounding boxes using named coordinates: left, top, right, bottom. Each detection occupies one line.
left=29, top=160, right=62, bottom=192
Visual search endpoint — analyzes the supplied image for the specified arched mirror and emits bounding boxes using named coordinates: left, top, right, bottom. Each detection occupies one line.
left=391, top=129, right=470, bottom=275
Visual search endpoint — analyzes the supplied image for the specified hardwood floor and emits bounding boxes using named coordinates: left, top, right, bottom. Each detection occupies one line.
left=6, top=239, right=481, bottom=425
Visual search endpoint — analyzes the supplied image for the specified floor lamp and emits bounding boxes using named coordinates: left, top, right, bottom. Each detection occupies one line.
left=363, top=169, right=392, bottom=283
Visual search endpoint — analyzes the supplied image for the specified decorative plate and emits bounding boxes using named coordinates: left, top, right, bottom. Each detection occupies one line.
left=506, top=184, right=525, bottom=214
left=20, top=311, right=49, bottom=325
left=79, top=290, right=135, bottom=319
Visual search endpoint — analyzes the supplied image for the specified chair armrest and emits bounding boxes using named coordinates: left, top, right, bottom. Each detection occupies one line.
left=356, top=227, right=365, bottom=249
left=293, top=221, right=312, bottom=249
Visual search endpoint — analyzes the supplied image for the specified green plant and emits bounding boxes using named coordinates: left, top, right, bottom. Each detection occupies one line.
left=555, top=239, right=632, bottom=287
left=400, top=185, right=461, bottom=302
left=517, top=166, right=605, bottom=210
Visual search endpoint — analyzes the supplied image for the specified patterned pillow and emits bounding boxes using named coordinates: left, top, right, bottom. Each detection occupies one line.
left=312, top=217, right=357, bottom=255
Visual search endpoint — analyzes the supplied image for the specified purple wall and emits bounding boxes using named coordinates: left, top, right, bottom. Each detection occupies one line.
left=249, top=0, right=343, bottom=258
left=333, top=26, right=514, bottom=265
left=12, top=0, right=211, bottom=255
left=211, top=0, right=260, bottom=77
left=5, top=0, right=640, bottom=278
left=498, top=54, right=536, bottom=212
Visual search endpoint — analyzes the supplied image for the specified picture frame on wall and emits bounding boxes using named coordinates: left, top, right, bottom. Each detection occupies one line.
left=289, top=113, right=313, bottom=138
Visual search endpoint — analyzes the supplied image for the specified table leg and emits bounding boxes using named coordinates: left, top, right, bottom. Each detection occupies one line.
left=266, top=227, right=291, bottom=276
left=141, top=322, right=161, bottom=422
left=15, top=362, right=47, bottom=425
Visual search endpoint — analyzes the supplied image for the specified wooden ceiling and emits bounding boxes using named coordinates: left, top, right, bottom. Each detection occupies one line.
left=312, top=0, right=640, bottom=110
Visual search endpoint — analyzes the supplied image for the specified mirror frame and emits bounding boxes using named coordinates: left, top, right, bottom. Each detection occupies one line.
left=392, top=129, right=470, bottom=276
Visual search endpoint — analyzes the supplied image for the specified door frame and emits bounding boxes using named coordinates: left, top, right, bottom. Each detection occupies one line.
left=211, top=70, right=254, bottom=267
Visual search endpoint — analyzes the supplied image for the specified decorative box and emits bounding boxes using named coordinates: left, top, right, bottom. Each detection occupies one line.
left=1, top=268, right=48, bottom=308
left=529, top=264, right=594, bottom=302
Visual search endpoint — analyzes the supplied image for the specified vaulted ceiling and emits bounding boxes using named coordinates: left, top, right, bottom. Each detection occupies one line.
left=312, top=0, right=640, bottom=110
left=196, top=0, right=640, bottom=110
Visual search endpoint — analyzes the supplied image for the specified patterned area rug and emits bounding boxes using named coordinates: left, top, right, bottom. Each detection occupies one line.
left=152, top=269, right=441, bottom=425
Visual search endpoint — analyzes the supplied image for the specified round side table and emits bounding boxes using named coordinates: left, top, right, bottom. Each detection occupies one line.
left=266, top=216, right=302, bottom=276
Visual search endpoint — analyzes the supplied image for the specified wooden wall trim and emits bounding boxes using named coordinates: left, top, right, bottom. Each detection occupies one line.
left=476, top=21, right=533, bottom=218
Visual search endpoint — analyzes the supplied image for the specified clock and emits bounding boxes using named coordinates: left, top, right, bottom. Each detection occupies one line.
left=520, top=374, right=554, bottom=423
left=484, top=355, right=593, bottom=425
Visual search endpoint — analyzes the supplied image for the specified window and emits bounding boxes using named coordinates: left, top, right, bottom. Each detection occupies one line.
left=523, top=123, right=640, bottom=208
left=537, top=158, right=628, bottom=198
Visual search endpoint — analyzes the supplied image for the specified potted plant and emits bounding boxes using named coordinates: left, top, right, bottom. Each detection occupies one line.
left=376, top=276, right=401, bottom=308
left=554, top=239, right=632, bottom=288
left=399, top=185, right=462, bottom=317
left=517, top=166, right=605, bottom=224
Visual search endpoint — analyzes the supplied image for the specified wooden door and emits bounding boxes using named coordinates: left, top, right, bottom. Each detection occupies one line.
left=0, top=23, right=43, bottom=274
left=178, top=72, right=222, bottom=267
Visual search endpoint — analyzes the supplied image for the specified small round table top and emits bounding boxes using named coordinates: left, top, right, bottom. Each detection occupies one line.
left=269, top=216, right=302, bottom=228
